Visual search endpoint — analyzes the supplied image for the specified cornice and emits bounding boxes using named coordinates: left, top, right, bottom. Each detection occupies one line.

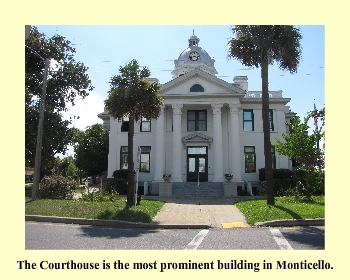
left=241, top=97, right=291, bottom=105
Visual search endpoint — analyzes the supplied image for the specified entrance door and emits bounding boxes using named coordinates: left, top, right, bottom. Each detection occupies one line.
left=187, top=147, right=208, bottom=182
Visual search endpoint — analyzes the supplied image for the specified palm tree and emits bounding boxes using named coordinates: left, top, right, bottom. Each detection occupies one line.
left=228, top=25, right=302, bottom=205
left=104, top=60, right=163, bottom=206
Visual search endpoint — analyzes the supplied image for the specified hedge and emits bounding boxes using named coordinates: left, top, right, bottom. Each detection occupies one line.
left=259, top=168, right=324, bottom=196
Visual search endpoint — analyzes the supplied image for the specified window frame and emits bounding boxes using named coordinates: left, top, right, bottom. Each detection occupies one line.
left=269, top=109, right=274, bottom=131
left=121, top=117, right=129, bottom=132
left=271, top=146, right=276, bottom=169
left=120, top=146, right=128, bottom=170
left=190, top=84, right=204, bottom=92
left=140, top=118, right=151, bottom=132
left=139, top=146, right=151, bottom=173
left=243, top=110, right=254, bottom=131
left=187, top=110, right=207, bottom=131
left=244, top=146, right=256, bottom=173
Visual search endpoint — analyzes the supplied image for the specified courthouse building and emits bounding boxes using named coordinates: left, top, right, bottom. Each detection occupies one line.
left=98, top=33, right=295, bottom=196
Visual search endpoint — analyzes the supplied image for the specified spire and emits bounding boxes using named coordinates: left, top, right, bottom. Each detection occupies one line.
left=188, top=32, right=199, bottom=47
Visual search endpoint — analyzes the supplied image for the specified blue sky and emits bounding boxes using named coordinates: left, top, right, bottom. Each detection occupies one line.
left=35, top=25, right=324, bottom=155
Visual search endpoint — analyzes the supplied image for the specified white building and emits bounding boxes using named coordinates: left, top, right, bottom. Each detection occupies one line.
left=98, top=33, right=295, bottom=196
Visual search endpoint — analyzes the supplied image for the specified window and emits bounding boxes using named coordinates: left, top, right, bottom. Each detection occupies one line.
left=190, top=84, right=204, bottom=92
left=187, top=110, right=207, bottom=131
left=140, top=118, right=151, bottom=132
left=140, top=146, right=151, bottom=173
left=243, top=110, right=254, bottom=131
left=271, top=146, right=276, bottom=169
left=120, top=146, right=128, bottom=169
left=244, top=146, right=256, bottom=173
left=269, top=110, right=274, bottom=131
left=121, top=117, right=129, bottom=132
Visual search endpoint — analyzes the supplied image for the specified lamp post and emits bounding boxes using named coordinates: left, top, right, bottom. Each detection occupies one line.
left=31, top=57, right=49, bottom=200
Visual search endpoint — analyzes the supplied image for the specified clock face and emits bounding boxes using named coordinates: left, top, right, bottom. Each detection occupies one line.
left=189, top=51, right=200, bottom=61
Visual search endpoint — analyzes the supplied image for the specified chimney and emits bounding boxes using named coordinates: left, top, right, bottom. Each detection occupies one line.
left=233, top=76, right=248, bottom=92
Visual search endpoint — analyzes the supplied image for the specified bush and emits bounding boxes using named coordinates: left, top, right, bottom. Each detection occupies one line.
left=259, top=168, right=294, bottom=181
left=39, top=174, right=77, bottom=199
left=274, top=179, right=295, bottom=196
left=113, top=169, right=128, bottom=180
left=259, top=167, right=325, bottom=197
left=102, top=178, right=127, bottom=195
left=294, top=168, right=325, bottom=196
left=102, top=169, right=129, bottom=195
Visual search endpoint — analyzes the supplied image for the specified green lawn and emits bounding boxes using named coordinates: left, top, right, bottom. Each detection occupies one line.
left=235, top=196, right=325, bottom=225
left=25, top=185, right=324, bottom=225
left=25, top=197, right=164, bottom=223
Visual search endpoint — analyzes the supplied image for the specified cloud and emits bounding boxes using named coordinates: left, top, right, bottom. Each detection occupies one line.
left=58, top=92, right=105, bottom=158
left=62, top=92, right=105, bottom=130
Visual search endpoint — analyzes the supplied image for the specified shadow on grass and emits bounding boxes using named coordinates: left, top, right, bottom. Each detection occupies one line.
left=274, top=205, right=303, bottom=220
left=25, top=199, right=36, bottom=204
left=74, top=206, right=158, bottom=240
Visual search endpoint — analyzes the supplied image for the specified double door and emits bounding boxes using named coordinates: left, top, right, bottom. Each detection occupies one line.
left=187, top=146, right=208, bottom=182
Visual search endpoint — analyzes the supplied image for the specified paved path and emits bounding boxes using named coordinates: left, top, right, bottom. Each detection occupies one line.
left=147, top=196, right=253, bottom=228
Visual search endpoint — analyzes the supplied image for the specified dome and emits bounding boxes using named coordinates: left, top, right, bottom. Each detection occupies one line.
left=171, top=33, right=217, bottom=78
left=177, top=46, right=214, bottom=67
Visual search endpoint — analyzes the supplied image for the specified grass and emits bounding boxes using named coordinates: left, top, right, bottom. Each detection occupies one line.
left=26, top=194, right=164, bottom=223
left=235, top=196, right=325, bottom=225
left=25, top=185, right=324, bottom=225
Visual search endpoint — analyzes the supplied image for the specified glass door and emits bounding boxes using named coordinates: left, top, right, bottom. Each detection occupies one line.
left=187, top=147, right=208, bottom=182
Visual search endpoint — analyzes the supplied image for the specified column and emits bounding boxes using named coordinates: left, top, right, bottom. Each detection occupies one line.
left=229, top=101, right=243, bottom=182
left=153, top=106, right=165, bottom=182
left=171, top=103, right=183, bottom=182
left=212, top=103, right=224, bottom=182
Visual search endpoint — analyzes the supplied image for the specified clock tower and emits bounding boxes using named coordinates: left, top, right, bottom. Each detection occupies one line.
left=172, top=32, right=218, bottom=78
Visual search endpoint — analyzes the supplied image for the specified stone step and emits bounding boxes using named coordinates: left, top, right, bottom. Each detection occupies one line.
left=172, top=182, right=224, bottom=197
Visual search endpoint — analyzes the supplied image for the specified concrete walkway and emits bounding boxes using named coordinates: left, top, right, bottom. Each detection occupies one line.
left=146, top=196, right=252, bottom=228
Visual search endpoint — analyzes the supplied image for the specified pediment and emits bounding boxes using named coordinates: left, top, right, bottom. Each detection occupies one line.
left=160, top=69, right=245, bottom=96
left=182, top=132, right=213, bottom=149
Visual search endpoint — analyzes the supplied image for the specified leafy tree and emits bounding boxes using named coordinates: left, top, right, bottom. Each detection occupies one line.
left=55, top=156, right=71, bottom=176
left=25, top=26, right=93, bottom=179
left=66, top=161, right=79, bottom=180
left=104, top=59, right=163, bottom=206
left=55, top=155, right=78, bottom=179
left=274, top=113, right=324, bottom=199
left=74, top=124, right=109, bottom=179
left=228, top=25, right=302, bottom=205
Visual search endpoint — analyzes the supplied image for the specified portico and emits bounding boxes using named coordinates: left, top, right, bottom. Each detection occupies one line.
left=152, top=94, right=245, bottom=184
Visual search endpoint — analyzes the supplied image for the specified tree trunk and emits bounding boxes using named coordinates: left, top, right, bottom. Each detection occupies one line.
left=261, top=58, right=274, bottom=206
left=126, top=116, right=135, bottom=207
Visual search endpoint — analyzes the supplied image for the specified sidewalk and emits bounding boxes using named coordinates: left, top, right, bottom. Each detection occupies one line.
left=147, top=196, right=251, bottom=228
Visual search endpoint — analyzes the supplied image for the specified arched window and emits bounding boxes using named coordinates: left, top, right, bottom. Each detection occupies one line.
left=190, top=84, right=204, bottom=92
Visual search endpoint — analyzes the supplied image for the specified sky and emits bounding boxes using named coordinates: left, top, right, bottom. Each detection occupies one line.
left=35, top=25, right=325, bottom=157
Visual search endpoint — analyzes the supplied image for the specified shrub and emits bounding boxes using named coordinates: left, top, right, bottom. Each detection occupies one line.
left=103, top=169, right=129, bottom=195
left=39, top=174, right=77, bottom=199
left=259, top=168, right=294, bottom=181
left=113, top=169, right=128, bottom=180
left=102, top=178, right=127, bottom=195
left=294, top=168, right=325, bottom=196
left=274, top=179, right=295, bottom=196
left=259, top=167, right=325, bottom=197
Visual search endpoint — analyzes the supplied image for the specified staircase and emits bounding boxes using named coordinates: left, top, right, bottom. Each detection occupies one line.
left=172, top=182, right=224, bottom=197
